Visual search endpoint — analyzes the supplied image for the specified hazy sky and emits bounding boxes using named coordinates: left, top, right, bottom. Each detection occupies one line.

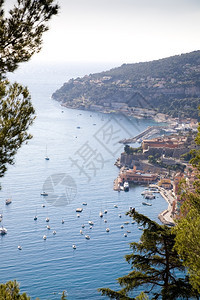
left=5, top=0, right=200, bottom=64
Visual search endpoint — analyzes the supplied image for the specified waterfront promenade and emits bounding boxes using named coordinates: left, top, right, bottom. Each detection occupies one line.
left=158, top=187, right=175, bottom=226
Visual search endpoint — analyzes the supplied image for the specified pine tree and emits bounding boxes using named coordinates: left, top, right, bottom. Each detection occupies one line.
left=0, top=0, right=59, bottom=178
left=99, top=210, right=199, bottom=299
left=0, top=280, right=31, bottom=299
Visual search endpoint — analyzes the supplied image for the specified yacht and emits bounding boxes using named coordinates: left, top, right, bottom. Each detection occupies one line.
left=18, top=245, right=22, bottom=250
left=0, top=226, right=7, bottom=235
left=106, top=228, right=110, bottom=232
left=88, top=221, right=94, bottom=226
left=124, top=233, right=127, bottom=237
left=5, top=198, right=12, bottom=205
left=41, top=192, right=48, bottom=196
left=80, top=230, right=83, bottom=235
left=72, top=244, right=76, bottom=249
left=85, top=235, right=90, bottom=240
left=123, top=181, right=129, bottom=192
left=82, top=202, right=87, bottom=206
left=104, top=209, right=108, bottom=214
left=76, top=208, right=83, bottom=212
left=46, top=217, right=50, bottom=222
left=43, top=235, right=47, bottom=240
left=99, top=211, right=103, bottom=218
left=47, top=225, right=50, bottom=230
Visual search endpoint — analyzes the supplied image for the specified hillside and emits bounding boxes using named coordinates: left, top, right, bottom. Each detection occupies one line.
left=52, top=51, right=200, bottom=120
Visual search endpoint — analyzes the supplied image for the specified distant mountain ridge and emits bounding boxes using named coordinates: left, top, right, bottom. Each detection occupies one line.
left=52, top=51, right=200, bottom=120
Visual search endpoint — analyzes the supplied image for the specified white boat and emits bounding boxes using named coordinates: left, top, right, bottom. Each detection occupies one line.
left=53, top=230, right=56, bottom=235
left=118, top=214, right=122, bottom=218
left=144, top=194, right=155, bottom=200
left=127, top=230, right=131, bottom=233
left=106, top=228, right=110, bottom=232
left=104, top=219, right=107, bottom=223
left=47, top=225, right=50, bottom=230
left=104, top=209, right=107, bottom=214
left=0, top=226, right=7, bottom=235
left=18, top=245, right=22, bottom=250
left=42, top=204, right=45, bottom=208
left=114, top=204, right=118, bottom=208
left=124, top=181, right=129, bottom=192
left=34, top=215, right=37, bottom=221
left=88, top=221, right=94, bottom=226
left=41, top=192, right=48, bottom=196
left=61, top=219, right=64, bottom=224
left=5, top=198, right=12, bottom=205
left=124, top=221, right=129, bottom=225
left=82, top=202, right=87, bottom=206
left=43, top=235, right=47, bottom=240
left=77, top=214, right=80, bottom=218
left=120, top=225, right=124, bottom=229
left=80, top=230, right=83, bottom=234
left=99, top=211, right=103, bottom=218
left=81, top=224, right=85, bottom=228
left=85, top=235, right=90, bottom=240
left=72, top=244, right=76, bottom=249
left=142, top=202, right=152, bottom=206
left=46, top=217, right=50, bottom=222
left=76, top=208, right=83, bottom=212
left=124, top=233, right=127, bottom=237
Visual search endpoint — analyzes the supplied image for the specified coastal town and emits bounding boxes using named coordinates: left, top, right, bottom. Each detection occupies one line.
left=113, top=120, right=199, bottom=226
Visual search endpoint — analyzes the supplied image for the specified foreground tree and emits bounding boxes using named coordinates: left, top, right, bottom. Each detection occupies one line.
left=174, top=120, right=200, bottom=293
left=0, top=280, right=30, bottom=299
left=0, top=0, right=59, bottom=178
left=0, top=280, right=67, bottom=299
left=99, top=210, right=199, bottom=299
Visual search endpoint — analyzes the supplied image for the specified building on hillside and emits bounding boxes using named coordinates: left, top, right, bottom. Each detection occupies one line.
left=119, top=166, right=158, bottom=184
left=158, top=178, right=172, bottom=189
left=142, top=135, right=187, bottom=152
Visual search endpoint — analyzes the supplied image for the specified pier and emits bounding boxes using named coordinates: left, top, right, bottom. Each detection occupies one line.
left=119, top=125, right=168, bottom=144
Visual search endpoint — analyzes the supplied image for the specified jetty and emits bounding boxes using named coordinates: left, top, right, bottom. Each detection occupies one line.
left=119, top=125, right=168, bottom=144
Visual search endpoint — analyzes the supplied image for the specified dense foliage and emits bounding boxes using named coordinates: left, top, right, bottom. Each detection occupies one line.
left=52, top=51, right=200, bottom=120
left=0, top=0, right=59, bottom=178
left=99, top=210, right=199, bottom=299
left=174, top=121, right=200, bottom=293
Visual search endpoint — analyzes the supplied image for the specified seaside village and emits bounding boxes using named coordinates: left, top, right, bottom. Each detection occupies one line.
left=114, top=121, right=199, bottom=226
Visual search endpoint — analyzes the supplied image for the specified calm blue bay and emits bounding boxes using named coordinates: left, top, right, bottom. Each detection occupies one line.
left=0, top=61, right=167, bottom=299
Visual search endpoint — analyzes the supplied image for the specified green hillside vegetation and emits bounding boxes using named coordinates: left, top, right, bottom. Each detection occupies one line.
left=52, top=51, right=200, bottom=119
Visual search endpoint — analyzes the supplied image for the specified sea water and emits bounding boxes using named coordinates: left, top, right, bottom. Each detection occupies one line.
left=0, top=61, right=167, bottom=299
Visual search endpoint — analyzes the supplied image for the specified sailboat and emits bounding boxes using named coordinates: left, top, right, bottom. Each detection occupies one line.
left=45, top=145, right=50, bottom=160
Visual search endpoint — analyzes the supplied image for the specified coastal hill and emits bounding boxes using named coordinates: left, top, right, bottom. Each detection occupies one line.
left=52, top=51, right=200, bottom=120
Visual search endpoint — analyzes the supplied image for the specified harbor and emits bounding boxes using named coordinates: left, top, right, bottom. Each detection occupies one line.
left=113, top=178, right=175, bottom=226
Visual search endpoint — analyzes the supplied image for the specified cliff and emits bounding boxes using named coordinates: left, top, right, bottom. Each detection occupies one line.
left=52, top=50, right=200, bottom=120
